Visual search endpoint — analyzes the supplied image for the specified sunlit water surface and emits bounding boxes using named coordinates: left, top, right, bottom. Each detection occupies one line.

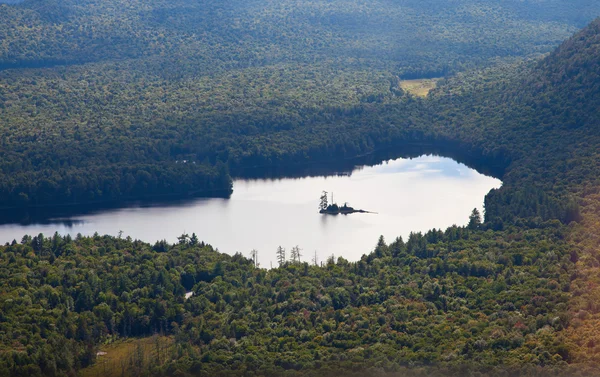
left=0, top=156, right=501, bottom=267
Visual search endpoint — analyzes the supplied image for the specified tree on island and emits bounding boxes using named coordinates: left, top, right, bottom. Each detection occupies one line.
left=319, top=191, right=328, bottom=211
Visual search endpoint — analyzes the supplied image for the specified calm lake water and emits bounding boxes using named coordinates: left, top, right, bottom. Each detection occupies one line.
left=0, top=155, right=501, bottom=267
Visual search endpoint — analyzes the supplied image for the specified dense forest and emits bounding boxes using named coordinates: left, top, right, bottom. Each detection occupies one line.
left=3, top=0, right=600, bottom=375
left=0, top=227, right=576, bottom=377
left=0, top=0, right=599, bottom=209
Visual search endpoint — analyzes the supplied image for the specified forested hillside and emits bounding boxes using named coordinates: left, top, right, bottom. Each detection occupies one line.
left=0, top=228, right=575, bottom=377
left=0, top=0, right=590, bottom=72
left=420, top=17, right=600, bottom=222
left=0, top=0, right=598, bottom=209
left=5, top=0, right=600, bottom=376
left=425, top=17, right=600, bottom=367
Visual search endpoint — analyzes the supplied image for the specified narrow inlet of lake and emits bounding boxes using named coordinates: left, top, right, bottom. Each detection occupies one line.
left=0, top=155, right=501, bottom=267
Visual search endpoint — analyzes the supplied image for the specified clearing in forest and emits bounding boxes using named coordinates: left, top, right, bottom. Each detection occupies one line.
left=400, top=78, right=440, bottom=97
left=80, top=336, right=173, bottom=377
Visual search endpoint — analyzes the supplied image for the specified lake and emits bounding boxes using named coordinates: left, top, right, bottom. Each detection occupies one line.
left=0, top=155, right=501, bottom=267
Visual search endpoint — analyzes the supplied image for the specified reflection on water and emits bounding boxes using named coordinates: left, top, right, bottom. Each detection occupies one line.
left=44, top=219, right=86, bottom=228
left=0, top=155, right=501, bottom=267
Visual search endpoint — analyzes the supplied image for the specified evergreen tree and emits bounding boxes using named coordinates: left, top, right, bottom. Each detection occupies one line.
left=468, top=208, right=482, bottom=230
left=276, top=246, right=286, bottom=267
left=177, top=233, right=189, bottom=245
left=319, top=191, right=328, bottom=210
left=189, top=233, right=199, bottom=246
left=250, top=249, right=259, bottom=267
left=290, top=245, right=302, bottom=263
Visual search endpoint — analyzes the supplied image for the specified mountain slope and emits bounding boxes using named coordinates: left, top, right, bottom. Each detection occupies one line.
left=419, top=18, right=600, bottom=224
left=5, top=11, right=600, bottom=377
left=0, top=0, right=595, bottom=73
left=0, top=0, right=599, bottom=211
left=425, top=17, right=600, bottom=365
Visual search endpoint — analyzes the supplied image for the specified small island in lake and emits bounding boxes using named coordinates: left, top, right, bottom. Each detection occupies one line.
left=318, top=191, right=374, bottom=215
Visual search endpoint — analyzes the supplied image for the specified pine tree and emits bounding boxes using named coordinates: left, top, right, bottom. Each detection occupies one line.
left=468, top=208, right=482, bottom=230
left=177, top=233, right=190, bottom=245
left=276, top=246, right=286, bottom=267
left=250, top=249, right=259, bottom=267
left=319, top=191, right=328, bottom=210
left=190, top=233, right=199, bottom=246
left=290, top=245, right=302, bottom=263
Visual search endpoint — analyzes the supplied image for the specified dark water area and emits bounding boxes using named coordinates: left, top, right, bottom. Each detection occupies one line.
left=0, top=155, right=500, bottom=267
left=232, top=143, right=508, bottom=181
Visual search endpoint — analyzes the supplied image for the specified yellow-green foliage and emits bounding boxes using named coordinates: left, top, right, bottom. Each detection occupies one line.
left=400, top=79, right=440, bottom=97
left=80, top=336, right=174, bottom=377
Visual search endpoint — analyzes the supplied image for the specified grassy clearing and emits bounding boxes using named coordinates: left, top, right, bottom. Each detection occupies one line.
left=400, top=78, right=440, bottom=97
left=80, top=336, right=173, bottom=377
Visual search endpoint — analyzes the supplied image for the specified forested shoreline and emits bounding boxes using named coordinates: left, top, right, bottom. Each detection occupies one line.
left=0, top=0, right=597, bottom=219
left=0, top=226, right=576, bottom=376
left=3, top=0, right=600, bottom=375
